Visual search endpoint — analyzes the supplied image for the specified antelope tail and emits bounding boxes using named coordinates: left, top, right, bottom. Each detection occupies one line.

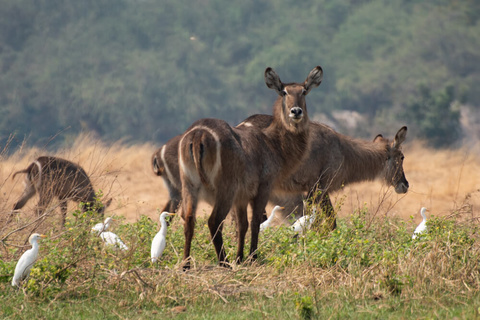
left=12, top=168, right=29, bottom=181
left=181, top=126, right=221, bottom=190
left=190, top=140, right=211, bottom=188
left=12, top=161, right=42, bottom=185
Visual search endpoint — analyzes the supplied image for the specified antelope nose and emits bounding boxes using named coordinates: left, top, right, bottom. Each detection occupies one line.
left=290, top=107, right=303, bottom=118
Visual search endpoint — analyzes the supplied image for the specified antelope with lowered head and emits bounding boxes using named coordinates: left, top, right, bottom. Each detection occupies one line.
left=12, top=156, right=112, bottom=226
left=178, top=66, right=323, bottom=268
left=274, top=122, right=409, bottom=229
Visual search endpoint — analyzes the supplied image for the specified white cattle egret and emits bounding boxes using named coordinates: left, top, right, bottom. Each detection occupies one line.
left=260, top=206, right=284, bottom=232
left=292, top=207, right=318, bottom=233
left=12, top=233, right=47, bottom=287
left=412, top=207, right=428, bottom=239
left=151, top=212, right=175, bottom=263
left=99, top=231, right=128, bottom=250
left=292, top=215, right=315, bottom=233
left=92, top=217, right=113, bottom=234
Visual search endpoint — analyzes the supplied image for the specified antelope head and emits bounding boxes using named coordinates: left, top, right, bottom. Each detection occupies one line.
left=265, top=66, right=323, bottom=132
left=374, top=126, right=409, bottom=194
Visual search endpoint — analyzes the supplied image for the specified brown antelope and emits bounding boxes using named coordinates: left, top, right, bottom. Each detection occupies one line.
left=279, top=124, right=408, bottom=229
left=12, top=156, right=112, bottom=225
left=151, top=114, right=274, bottom=218
left=237, top=114, right=409, bottom=229
left=152, top=134, right=182, bottom=214
left=178, top=66, right=323, bottom=268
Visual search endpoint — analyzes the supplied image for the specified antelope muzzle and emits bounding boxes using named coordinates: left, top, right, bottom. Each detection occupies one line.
left=289, top=107, right=304, bottom=123
left=394, top=176, right=409, bottom=194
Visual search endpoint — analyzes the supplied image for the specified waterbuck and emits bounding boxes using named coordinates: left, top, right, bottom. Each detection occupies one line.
left=151, top=114, right=275, bottom=218
left=12, top=156, right=112, bottom=225
left=178, top=66, right=323, bottom=268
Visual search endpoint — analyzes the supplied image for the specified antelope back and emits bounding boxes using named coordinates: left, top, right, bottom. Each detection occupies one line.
left=34, top=156, right=96, bottom=202
left=179, top=119, right=240, bottom=192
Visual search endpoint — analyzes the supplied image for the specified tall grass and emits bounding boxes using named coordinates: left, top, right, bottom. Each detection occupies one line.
left=1, top=203, right=479, bottom=319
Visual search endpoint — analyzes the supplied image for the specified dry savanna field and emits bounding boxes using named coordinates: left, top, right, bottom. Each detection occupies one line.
left=1, top=133, right=480, bottom=319
left=1, top=133, right=479, bottom=226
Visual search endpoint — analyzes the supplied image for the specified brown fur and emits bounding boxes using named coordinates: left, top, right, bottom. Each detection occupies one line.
left=178, top=66, right=323, bottom=268
left=12, top=156, right=111, bottom=225
left=151, top=114, right=273, bottom=218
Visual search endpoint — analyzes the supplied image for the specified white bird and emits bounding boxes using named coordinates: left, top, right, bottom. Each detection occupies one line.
left=291, top=207, right=317, bottom=233
left=92, top=217, right=113, bottom=234
left=12, top=233, right=47, bottom=287
left=260, top=206, right=284, bottom=232
left=412, top=207, right=428, bottom=239
left=99, top=231, right=128, bottom=251
left=151, top=212, right=175, bottom=263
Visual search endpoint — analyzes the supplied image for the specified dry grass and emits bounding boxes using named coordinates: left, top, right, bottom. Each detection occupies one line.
left=335, top=141, right=480, bottom=223
left=1, top=134, right=479, bottom=226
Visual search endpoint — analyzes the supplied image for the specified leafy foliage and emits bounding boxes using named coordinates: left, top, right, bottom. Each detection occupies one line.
left=401, top=85, right=461, bottom=147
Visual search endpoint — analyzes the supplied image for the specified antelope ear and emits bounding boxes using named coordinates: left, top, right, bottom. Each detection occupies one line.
left=265, top=67, right=284, bottom=95
left=373, top=134, right=384, bottom=143
left=393, top=126, right=407, bottom=148
left=304, top=66, right=323, bottom=94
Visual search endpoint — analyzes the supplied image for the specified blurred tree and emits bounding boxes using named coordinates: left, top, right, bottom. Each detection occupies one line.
left=401, top=85, right=460, bottom=148
left=0, top=0, right=478, bottom=150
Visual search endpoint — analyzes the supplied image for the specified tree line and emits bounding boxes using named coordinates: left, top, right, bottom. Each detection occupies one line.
left=1, top=0, right=479, bottom=151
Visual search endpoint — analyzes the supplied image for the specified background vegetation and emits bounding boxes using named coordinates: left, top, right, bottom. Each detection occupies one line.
left=1, top=0, right=479, bottom=150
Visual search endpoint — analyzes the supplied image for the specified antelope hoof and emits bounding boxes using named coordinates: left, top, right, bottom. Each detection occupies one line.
left=182, top=260, right=191, bottom=272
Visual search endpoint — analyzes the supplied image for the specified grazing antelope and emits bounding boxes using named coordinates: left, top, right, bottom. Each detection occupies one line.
left=12, top=156, right=112, bottom=225
left=178, top=66, right=323, bottom=268
left=275, top=122, right=409, bottom=229
left=238, top=114, right=409, bottom=229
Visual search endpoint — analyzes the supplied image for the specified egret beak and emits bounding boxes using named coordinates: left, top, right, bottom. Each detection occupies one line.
left=40, top=235, right=47, bottom=239
left=280, top=207, right=285, bottom=210
left=167, top=213, right=175, bottom=216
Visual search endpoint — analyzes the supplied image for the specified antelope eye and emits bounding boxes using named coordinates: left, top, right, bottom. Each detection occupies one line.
left=302, top=88, right=307, bottom=95
left=282, top=89, right=288, bottom=96
left=401, top=156, right=405, bottom=160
